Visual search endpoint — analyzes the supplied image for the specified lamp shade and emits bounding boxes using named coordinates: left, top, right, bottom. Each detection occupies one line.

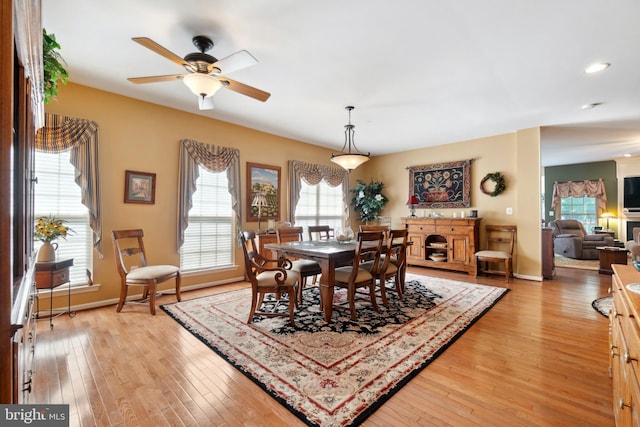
left=183, top=73, right=222, bottom=98
left=407, top=195, right=419, bottom=206
left=330, top=153, right=369, bottom=170
left=251, top=193, right=268, bottom=207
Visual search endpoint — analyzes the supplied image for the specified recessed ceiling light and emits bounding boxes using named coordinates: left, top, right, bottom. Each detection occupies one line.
left=624, top=154, right=632, bottom=157
left=581, top=102, right=604, bottom=110
left=585, top=62, right=611, bottom=74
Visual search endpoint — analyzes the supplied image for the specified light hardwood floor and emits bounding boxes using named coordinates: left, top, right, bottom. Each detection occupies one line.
left=33, top=266, right=614, bottom=426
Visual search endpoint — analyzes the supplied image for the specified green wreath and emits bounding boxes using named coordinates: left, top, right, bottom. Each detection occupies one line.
left=480, top=172, right=506, bottom=197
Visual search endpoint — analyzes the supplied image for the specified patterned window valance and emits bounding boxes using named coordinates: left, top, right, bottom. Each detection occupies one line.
left=288, top=160, right=350, bottom=225
left=177, top=139, right=241, bottom=250
left=35, top=113, right=103, bottom=257
left=551, top=179, right=608, bottom=215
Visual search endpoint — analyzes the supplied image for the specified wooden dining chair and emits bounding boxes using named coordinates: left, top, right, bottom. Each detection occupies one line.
left=276, top=226, right=322, bottom=303
left=333, top=231, right=384, bottom=320
left=359, top=224, right=390, bottom=239
left=361, top=228, right=408, bottom=306
left=239, top=230, right=298, bottom=326
left=474, top=225, right=517, bottom=282
left=308, top=225, right=333, bottom=241
left=111, top=229, right=181, bottom=315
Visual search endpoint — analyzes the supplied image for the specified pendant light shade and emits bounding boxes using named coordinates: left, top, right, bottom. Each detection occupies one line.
left=331, top=106, right=370, bottom=171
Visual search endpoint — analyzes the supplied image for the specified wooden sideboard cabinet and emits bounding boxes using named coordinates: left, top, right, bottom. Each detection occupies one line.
left=401, top=217, right=481, bottom=275
left=610, top=264, right=640, bottom=426
left=255, top=233, right=278, bottom=265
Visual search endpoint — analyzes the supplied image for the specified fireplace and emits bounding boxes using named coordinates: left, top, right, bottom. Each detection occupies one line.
left=627, top=221, right=640, bottom=241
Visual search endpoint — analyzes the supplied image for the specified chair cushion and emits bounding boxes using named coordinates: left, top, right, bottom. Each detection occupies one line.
left=127, top=265, right=179, bottom=280
left=334, top=266, right=373, bottom=284
left=475, top=250, right=511, bottom=260
left=291, top=259, right=322, bottom=274
left=360, top=260, right=398, bottom=275
left=256, top=270, right=298, bottom=287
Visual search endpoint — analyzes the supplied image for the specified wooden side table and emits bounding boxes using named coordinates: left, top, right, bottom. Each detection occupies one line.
left=596, top=247, right=628, bottom=275
left=35, top=258, right=75, bottom=329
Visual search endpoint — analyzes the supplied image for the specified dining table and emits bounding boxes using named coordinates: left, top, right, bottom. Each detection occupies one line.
left=264, top=238, right=408, bottom=322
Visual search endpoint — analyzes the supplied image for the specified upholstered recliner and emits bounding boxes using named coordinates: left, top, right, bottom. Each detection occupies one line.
left=549, top=219, right=615, bottom=260
left=627, top=227, right=640, bottom=263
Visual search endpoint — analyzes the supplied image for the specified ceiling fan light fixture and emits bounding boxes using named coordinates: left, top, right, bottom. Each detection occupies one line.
left=330, top=106, right=370, bottom=171
left=183, top=73, right=222, bottom=98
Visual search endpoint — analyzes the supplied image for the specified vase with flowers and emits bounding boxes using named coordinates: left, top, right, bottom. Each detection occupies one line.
left=34, top=216, right=71, bottom=262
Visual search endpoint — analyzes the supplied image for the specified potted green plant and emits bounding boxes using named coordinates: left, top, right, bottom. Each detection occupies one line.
left=350, top=180, right=388, bottom=223
left=43, top=28, right=69, bottom=103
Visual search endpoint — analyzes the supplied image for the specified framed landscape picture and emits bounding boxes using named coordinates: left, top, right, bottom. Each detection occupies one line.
left=408, top=159, right=471, bottom=209
left=246, top=162, right=281, bottom=222
left=124, top=170, right=156, bottom=204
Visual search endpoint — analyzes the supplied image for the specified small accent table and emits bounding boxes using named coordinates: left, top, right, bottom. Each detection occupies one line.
left=596, top=247, right=628, bottom=275
left=35, top=258, right=75, bottom=329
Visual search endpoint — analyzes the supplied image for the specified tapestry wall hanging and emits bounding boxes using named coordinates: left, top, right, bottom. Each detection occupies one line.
left=409, top=159, right=472, bottom=208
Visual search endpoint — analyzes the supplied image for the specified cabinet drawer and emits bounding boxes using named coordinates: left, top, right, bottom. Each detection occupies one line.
left=35, top=268, right=70, bottom=289
left=436, top=224, right=471, bottom=235
left=407, top=224, right=435, bottom=234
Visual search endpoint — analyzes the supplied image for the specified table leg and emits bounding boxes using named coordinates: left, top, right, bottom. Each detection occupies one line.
left=319, top=260, right=334, bottom=322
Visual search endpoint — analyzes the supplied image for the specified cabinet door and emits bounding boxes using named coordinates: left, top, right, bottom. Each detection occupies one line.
left=407, top=233, right=424, bottom=261
left=448, top=234, right=470, bottom=264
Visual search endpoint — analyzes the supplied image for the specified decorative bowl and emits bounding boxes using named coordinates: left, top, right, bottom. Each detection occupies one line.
left=335, top=227, right=354, bottom=244
left=430, top=242, right=447, bottom=248
left=429, top=255, right=447, bottom=262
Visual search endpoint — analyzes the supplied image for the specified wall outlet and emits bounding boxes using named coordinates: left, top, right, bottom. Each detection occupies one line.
left=549, top=211, right=554, bottom=217
left=506, top=207, right=513, bottom=215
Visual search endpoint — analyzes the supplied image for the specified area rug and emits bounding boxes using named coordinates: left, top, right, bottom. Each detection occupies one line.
left=592, top=296, right=612, bottom=318
left=554, top=254, right=599, bottom=271
left=160, top=274, right=509, bottom=426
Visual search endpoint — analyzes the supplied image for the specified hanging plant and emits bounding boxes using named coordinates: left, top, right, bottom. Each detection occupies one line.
left=480, top=172, right=506, bottom=197
left=43, top=28, right=69, bottom=103
left=350, top=180, right=388, bottom=223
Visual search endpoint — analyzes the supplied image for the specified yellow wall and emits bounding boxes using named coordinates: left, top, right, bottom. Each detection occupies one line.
left=46, top=83, right=543, bottom=309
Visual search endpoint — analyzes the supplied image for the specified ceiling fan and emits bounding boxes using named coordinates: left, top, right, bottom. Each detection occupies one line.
left=127, top=35, right=270, bottom=110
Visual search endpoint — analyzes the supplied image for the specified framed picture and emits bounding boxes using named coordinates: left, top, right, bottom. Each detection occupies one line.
left=124, top=170, right=156, bottom=204
left=408, top=159, right=472, bottom=209
left=246, top=162, right=281, bottom=222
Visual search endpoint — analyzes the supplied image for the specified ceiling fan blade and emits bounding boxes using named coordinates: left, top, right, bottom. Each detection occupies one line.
left=219, top=77, right=271, bottom=102
left=127, top=74, right=185, bottom=84
left=132, top=37, right=192, bottom=69
left=208, top=50, right=258, bottom=74
left=199, top=96, right=215, bottom=110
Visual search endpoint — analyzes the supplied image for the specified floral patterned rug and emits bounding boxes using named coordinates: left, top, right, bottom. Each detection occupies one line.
left=161, top=274, right=509, bottom=426
left=592, top=296, right=612, bottom=318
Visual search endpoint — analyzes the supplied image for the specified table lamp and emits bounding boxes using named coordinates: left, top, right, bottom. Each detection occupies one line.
left=407, top=195, right=419, bottom=217
left=251, top=192, right=268, bottom=233
left=601, top=211, right=615, bottom=230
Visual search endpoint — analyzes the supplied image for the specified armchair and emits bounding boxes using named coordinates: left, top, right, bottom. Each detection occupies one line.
left=549, top=219, right=615, bottom=260
left=626, top=227, right=640, bottom=263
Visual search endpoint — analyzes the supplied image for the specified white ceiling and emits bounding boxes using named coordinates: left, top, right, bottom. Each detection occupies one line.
left=42, top=0, right=640, bottom=167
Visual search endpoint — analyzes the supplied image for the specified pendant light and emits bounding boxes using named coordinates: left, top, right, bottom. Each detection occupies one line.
left=331, top=106, right=370, bottom=171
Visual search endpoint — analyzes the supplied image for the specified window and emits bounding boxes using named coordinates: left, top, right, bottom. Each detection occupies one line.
left=180, top=168, right=234, bottom=271
left=294, top=179, right=345, bottom=237
left=34, top=151, right=91, bottom=284
left=560, top=196, right=598, bottom=231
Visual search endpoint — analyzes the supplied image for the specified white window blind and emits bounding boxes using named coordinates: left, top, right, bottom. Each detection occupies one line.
left=180, top=168, right=234, bottom=271
left=294, top=179, right=344, bottom=238
left=560, top=196, right=598, bottom=232
left=34, top=151, right=92, bottom=284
